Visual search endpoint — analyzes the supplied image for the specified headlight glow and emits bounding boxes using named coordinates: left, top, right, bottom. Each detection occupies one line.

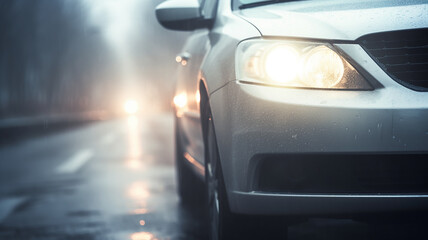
left=237, top=40, right=372, bottom=90
left=124, top=100, right=139, bottom=114
left=264, top=45, right=300, bottom=84
left=173, top=92, right=187, bottom=109
left=301, top=45, right=344, bottom=88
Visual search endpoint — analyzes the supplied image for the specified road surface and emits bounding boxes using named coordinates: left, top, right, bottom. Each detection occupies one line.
left=0, top=113, right=426, bottom=240
left=0, top=113, right=207, bottom=240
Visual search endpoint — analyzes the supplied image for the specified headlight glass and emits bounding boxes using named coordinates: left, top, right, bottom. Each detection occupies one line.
left=236, top=40, right=372, bottom=90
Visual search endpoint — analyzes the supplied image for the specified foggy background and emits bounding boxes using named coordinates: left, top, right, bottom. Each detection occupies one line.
left=0, top=0, right=188, bottom=119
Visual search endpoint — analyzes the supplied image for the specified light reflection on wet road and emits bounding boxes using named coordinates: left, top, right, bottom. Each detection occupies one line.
left=0, top=112, right=207, bottom=240
left=0, top=112, right=427, bottom=240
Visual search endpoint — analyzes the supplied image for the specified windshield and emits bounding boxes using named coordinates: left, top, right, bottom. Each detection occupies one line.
left=232, top=0, right=303, bottom=9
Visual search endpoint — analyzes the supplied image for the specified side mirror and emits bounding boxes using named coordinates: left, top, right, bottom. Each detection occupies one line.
left=155, top=0, right=210, bottom=31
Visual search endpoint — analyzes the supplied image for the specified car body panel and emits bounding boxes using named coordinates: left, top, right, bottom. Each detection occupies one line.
left=170, top=0, right=428, bottom=216
left=237, top=0, right=428, bottom=40
left=176, top=29, right=210, bottom=165
left=209, top=42, right=428, bottom=214
left=176, top=0, right=261, bottom=167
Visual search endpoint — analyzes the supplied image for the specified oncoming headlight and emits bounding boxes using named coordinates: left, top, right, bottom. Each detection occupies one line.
left=236, top=40, right=372, bottom=90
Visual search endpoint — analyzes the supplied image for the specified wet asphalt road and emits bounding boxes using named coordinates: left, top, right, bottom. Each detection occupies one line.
left=0, top=112, right=427, bottom=240
left=0, top=113, right=207, bottom=240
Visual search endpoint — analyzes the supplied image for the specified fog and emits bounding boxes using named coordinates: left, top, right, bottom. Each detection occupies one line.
left=0, top=0, right=189, bottom=119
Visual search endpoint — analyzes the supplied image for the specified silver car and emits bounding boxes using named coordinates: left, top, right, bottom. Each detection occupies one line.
left=156, top=0, right=428, bottom=239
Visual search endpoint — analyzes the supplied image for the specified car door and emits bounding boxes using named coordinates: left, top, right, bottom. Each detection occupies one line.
left=175, top=28, right=210, bottom=167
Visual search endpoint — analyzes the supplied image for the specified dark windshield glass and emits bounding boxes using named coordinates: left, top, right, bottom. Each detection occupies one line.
left=232, top=0, right=301, bottom=10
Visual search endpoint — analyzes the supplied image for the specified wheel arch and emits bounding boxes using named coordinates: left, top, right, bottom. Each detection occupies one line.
left=199, top=77, right=230, bottom=190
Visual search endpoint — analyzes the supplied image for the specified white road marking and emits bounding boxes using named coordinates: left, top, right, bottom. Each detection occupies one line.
left=0, top=197, right=26, bottom=223
left=101, top=133, right=116, bottom=145
left=57, top=149, right=94, bottom=174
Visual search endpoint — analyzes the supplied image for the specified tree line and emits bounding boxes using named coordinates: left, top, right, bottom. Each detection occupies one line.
left=0, top=0, right=118, bottom=118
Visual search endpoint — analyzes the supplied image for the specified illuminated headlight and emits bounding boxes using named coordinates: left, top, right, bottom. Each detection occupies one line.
left=236, top=40, right=372, bottom=89
left=124, top=99, right=139, bottom=114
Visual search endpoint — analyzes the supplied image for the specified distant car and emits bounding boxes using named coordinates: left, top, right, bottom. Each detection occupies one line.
left=156, top=0, right=428, bottom=239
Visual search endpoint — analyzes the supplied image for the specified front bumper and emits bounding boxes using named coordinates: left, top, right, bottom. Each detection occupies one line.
left=232, top=192, right=428, bottom=216
left=208, top=44, right=428, bottom=215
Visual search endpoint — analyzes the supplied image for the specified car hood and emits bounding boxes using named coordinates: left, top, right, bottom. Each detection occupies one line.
left=237, top=0, right=428, bottom=41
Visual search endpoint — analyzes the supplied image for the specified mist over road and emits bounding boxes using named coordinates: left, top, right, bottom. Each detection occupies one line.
left=0, top=0, right=188, bottom=118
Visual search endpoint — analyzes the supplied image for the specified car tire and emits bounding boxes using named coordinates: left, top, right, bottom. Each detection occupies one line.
left=175, top=119, right=205, bottom=206
left=204, top=106, right=288, bottom=240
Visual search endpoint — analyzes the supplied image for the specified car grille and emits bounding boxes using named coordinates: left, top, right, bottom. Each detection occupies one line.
left=254, top=154, right=428, bottom=194
left=358, top=28, right=428, bottom=91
